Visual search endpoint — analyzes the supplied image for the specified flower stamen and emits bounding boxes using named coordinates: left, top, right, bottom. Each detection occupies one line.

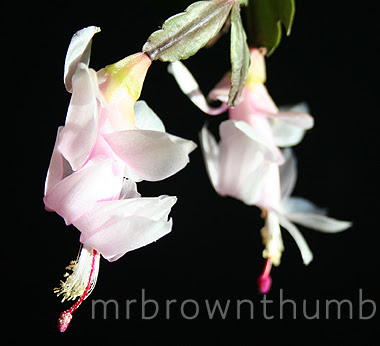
left=57, top=247, right=100, bottom=332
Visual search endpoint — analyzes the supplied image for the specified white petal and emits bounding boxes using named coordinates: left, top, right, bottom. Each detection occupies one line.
left=224, top=120, right=283, bottom=163
left=285, top=213, right=352, bottom=233
left=168, top=61, right=228, bottom=115
left=215, top=120, right=281, bottom=205
left=104, top=130, right=197, bottom=181
left=270, top=119, right=307, bottom=147
left=76, top=195, right=177, bottom=241
left=64, top=26, right=100, bottom=92
left=134, top=100, right=165, bottom=132
left=75, top=195, right=177, bottom=261
left=119, top=178, right=141, bottom=199
left=43, top=157, right=123, bottom=225
left=199, top=125, right=220, bottom=189
left=269, top=103, right=314, bottom=147
left=283, top=196, right=327, bottom=215
left=279, top=148, right=297, bottom=201
left=83, top=216, right=173, bottom=262
left=58, top=64, right=99, bottom=171
left=278, top=215, right=314, bottom=265
left=44, top=126, right=73, bottom=196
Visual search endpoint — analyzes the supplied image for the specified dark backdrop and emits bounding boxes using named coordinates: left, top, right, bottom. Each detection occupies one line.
left=5, top=1, right=378, bottom=344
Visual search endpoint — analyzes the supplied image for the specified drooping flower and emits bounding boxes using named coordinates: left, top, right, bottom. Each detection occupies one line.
left=201, top=123, right=352, bottom=291
left=169, top=46, right=351, bottom=292
left=44, top=26, right=196, bottom=331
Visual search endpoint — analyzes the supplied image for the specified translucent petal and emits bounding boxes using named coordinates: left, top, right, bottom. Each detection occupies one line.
left=83, top=216, right=173, bottom=262
left=286, top=212, right=352, bottom=233
left=278, top=215, right=314, bottom=265
left=44, top=127, right=73, bottom=196
left=279, top=148, right=297, bottom=201
left=64, top=26, right=100, bottom=92
left=43, top=158, right=123, bottom=225
left=104, top=130, right=197, bottom=181
left=134, top=100, right=165, bottom=132
left=199, top=125, right=220, bottom=189
left=168, top=61, right=228, bottom=115
left=75, top=196, right=177, bottom=261
left=58, top=64, right=99, bottom=171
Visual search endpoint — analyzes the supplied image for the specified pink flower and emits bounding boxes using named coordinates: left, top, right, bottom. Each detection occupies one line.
left=45, top=26, right=196, bottom=330
left=169, top=46, right=351, bottom=293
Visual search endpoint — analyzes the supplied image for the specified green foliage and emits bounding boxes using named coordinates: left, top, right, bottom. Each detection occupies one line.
left=247, top=0, right=295, bottom=55
left=229, top=2, right=250, bottom=107
left=142, top=0, right=234, bottom=62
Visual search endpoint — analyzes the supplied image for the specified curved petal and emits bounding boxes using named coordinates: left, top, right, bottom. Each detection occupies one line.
left=168, top=61, right=228, bottom=115
left=282, top=196, right=327, bottom=215
left=285, top=212, right=352, bottom=233
left=82, top=216, right=173, bottom=262
left=279, top=148, right=297, bottom=201
left=75, top=195, right=177, bottom=261
left=273, top=102, right=314, bottom=129
left=134, top=100, right=165, bottom=132
left=43, top=158, right=123, bottom=225
left=64, top=26, right=100, bottom=92
left=215, top=120, right=281, bottom=205
left=269, top=103, right=314, bottom=147
left=44, top=126, right=73, bottom=197
left=58, top=64, right=99, bottom=171
left=199, top=125, right=220, bottom=189
left=75, top=195, right=177, bottom=242
left=119, top=178, right=141, bottom=199
left=208, top=73, right=231, bottom=103
left=269, top=119, right=307, bottom=147
left=278, top=214, right=314, bottom=265
left=104, top=130, right=197, bottom=181
left=247, top=84, right=278, bottom=115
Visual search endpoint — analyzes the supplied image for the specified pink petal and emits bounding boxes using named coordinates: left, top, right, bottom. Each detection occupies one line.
left=104, top=130, right=197, bottom=181
left=44, top=127, right=73, bottom=197
left=83, top=216, right=173, bottom=261
left=58, top=64, right=99, bottom=171
left=43, top=158, right=123, bottom=225
left=75, top=196, right=177, bottom=261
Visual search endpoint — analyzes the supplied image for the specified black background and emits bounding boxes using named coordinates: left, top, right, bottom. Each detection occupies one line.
left=5, top=0, right=379, bottom=344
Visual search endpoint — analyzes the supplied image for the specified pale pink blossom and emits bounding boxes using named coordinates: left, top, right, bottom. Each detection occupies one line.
left=45, top=26, right=196, bottom=330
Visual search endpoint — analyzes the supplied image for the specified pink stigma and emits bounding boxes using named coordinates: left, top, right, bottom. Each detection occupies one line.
left=257, top=258, right=272, bottom=294
left=57, top=249, right=98, bottom=332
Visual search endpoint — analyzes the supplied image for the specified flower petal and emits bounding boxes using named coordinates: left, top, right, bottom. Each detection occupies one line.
left=104, top=130, right=197, bottom=181
left=283, top=196, right=327, bottom=215
left=76, top=195, right=177, bottom=240
left=279, top=148, right=297, bottom=201
left=83, top=216, right=173, bottom=262
left=269, top=103, right=314, bottom=147
left=75, top=195, right=177, bottom=261
left=275, top=103, right=314, bottom=129
left=278, top=214, right=314, bottom=265
left=199, top=125, right=220, bottom=189
left=64, top=26, right=100, bottom=92
left=43, top=158, right=123, bottom=225
left=58, top=64, right=99, bottom=171
left=44, top=126, right=73, bottom=197
left=215, top=120, right=281, bottom=205
left=134, top=100, right=165, bottom=132
left=168, top=61, right=228, bottom=115
left=208, top=73, right=231, bottom=103
left=285, top=212, right=352, bottom=233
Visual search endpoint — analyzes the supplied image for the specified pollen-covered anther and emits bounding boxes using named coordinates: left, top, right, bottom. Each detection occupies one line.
left=54, top=245, right=100, bottom=302
left=55, top=245, right=100, bottom=332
